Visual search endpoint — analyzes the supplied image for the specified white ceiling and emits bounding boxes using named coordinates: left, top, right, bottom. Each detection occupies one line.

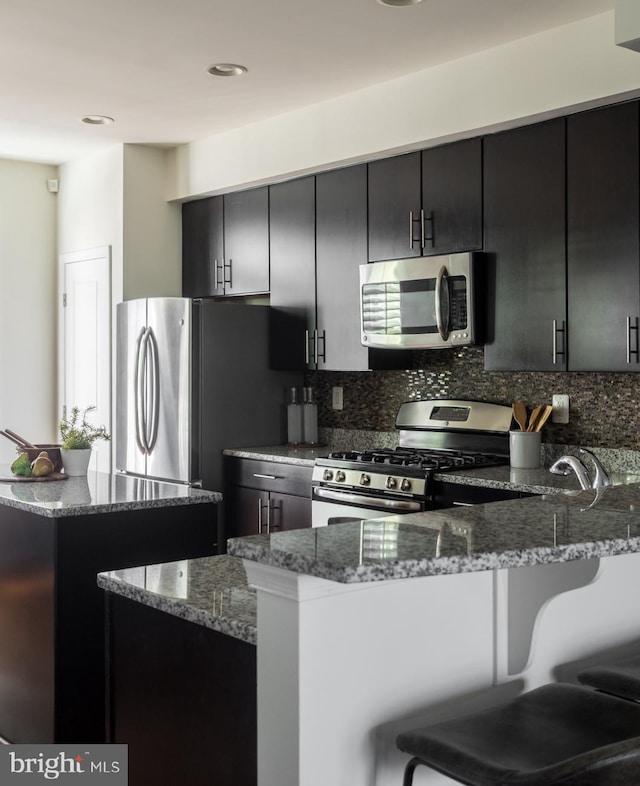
left=1, top=0, right=613, bottom=165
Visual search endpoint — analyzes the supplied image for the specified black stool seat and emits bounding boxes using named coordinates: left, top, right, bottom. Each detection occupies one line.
left=578, top=655, right=640, bottom=701
left=396, top=683, right=640, bottom=785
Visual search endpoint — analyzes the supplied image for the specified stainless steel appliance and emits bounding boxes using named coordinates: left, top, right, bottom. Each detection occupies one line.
left=116, top=298, right=301, bottom=491
left=359, top=253, right=480, bottom=350
left=312, top=399, right=513, bottom=527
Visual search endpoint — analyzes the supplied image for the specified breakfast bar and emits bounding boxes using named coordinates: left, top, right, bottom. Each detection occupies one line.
left=225, top=483, right=640, bottom=786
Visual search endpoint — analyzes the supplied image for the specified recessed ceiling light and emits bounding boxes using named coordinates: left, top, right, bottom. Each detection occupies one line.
left=81, top=115, right=114, bottom=125
left=207, top=63, right=248, bottom=77
left=376, top=0, right=423, bottom=5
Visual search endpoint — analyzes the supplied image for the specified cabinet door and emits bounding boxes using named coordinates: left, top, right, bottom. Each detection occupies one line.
left=567, top=102, right=640, bottom=371
left=421, top=137, right=482, bottom=256
left=269, top=491, right=312, bottom=531
left=484, top=118, right=567, bottom=371
left=316, top=165, right=370, bottom=371
left=269, top=177, right=316, bottom=367
left=224, top=485, right=265, bottom=538
left=223, top=187, right=269, bottom=296
left=182, top=196, right=224, bottom=297
left=368, top=152, right=421, bottom=262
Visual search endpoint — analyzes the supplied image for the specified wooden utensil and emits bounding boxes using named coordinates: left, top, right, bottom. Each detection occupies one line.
left=512, top=401, right=528, bottom=431
left=0, top=430, right=26, bottom=448
left=4, top=429, right=36, bottom=448
left=533, top=404, right=553, bottom=432
left=526, top=405, right=543, bottom=431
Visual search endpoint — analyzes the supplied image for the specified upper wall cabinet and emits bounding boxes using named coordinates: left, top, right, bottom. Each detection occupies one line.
left=270, top=167, right=411, bottom=371
left=367, top=139, right=482, bottom=262
left=182, top=196, right=224, bottom=297
left=484, top=118, right=567, bottom=371
left=223, top=186, right=270, bottom=296
left=567, top=101, right=640, bottom=371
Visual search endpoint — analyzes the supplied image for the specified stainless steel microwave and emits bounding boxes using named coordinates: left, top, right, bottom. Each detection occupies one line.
left=359, top=253, right=479, bottom=350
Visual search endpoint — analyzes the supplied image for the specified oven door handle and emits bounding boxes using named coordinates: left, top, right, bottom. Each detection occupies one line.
left=313, top=487, right=422, bottom=512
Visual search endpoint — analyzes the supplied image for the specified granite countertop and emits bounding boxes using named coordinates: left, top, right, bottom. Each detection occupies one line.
left=0, top=469, right=221, bottom=517
left=228, top=483, right=640, bottom=584
left=98, top=554, right=256, bottom=645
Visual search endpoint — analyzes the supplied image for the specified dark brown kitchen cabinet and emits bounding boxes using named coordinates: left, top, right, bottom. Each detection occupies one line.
left=269, top=176, right=316, bottom=367
left=223, top=186, right=270, bottom=296
left=567, top=101, right=640, bottom=371
left=484, top=118, right=567, bottom=371
left=106, top=593, right=256, bottom=786
left=223, top=456, right=312, bottom=540
left=367, top=139, right=482, bottom=262
left=182, top=196, right=224, bottom=297
left=270, top=167, right=411, bottom=371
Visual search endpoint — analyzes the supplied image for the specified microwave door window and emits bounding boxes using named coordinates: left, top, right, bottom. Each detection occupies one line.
left=400, top=280, right=438, bottom=335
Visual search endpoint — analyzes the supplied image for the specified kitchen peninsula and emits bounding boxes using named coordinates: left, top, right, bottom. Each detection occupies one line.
left=0, top=470, right=219, bottom=744
left=224, top=483, right=640, bottom=786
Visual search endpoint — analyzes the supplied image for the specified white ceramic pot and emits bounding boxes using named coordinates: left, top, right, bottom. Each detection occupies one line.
left=61, top=448, right=92, bottom=476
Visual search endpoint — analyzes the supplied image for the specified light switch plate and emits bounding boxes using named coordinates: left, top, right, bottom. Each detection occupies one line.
left=332, top=386, right=344, bottom=410
left=552, top=394, right=569, bottom=424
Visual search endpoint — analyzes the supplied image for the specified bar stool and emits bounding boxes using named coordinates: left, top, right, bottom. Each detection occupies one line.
left=396, top=683, right=640, bottom=785
left=578, top=654, right=640, bottom=702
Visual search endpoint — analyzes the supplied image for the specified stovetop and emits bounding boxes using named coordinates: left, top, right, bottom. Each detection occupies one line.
left=319, top=447, right=508, bottom=474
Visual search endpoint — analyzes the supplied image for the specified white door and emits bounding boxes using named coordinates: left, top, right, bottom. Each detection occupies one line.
left=60, top=247, right=111, bottom=473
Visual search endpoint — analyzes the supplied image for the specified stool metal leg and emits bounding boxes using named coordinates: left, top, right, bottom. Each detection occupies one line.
left=403, top=757, right=423, bottom=786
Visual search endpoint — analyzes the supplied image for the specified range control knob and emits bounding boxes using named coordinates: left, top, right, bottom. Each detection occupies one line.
left=360, top=473, right=371, bottom=486
left=335, top=470, right=346, bottom=483
left=401, top=478, right=412, bottom=492
left=323, top=469, right=334, bottom=482
left=386, top=476, right=397, bottom=490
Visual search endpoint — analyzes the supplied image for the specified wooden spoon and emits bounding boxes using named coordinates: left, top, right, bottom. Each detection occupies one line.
left=512, top=401, right=527, bottom=431
left=533, top=404, right=553, bottom=432
left=4, top=429, right=36, bottom=448
left=526, top=405, right=543, bottom=432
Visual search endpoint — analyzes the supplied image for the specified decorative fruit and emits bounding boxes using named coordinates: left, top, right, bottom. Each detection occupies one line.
left=31, top=453, right=54, bottom=477
left=10, top=452, right=32, bottom=477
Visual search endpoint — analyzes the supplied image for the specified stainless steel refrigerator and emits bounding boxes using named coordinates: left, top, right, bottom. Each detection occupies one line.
left=116, top=298, right=301, bottom=492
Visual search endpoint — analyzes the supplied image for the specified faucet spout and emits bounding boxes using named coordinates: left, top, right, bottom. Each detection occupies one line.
left=549, top=455, right=592, bottom=491
left=579, top=448, right=611, bottom=489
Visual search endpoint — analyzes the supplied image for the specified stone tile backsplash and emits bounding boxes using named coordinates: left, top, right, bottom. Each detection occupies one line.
left=307, top=346, right=640, bottom=450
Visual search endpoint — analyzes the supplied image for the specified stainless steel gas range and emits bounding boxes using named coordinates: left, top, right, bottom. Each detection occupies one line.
left=312, top=399, right=514, bottom=527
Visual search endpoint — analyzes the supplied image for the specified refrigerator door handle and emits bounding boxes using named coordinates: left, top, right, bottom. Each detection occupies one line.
left=146, top=327, right=160, bottom=454
left=134, top=327, right=149, bottom=455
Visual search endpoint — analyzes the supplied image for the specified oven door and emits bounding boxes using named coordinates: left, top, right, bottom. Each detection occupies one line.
left=312, top=486, right=424, bottom=527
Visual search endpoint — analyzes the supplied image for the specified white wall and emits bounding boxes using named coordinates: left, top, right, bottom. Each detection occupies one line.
left=0, top=159, right=58, bottom=464
left=167, top=10, right=640, bottom=200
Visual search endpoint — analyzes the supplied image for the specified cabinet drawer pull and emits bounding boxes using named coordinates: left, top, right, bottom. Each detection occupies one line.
left=224, top=258, right=233, bottom=288
left=422, top=209, right=434, bottom=247
left=409, top=210, right=415, bottom=249
left=253, top=473, right=282, bottom=480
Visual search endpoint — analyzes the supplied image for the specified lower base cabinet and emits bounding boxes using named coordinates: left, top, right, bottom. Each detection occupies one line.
left=224, top=457, right=312, bottom=540
left=106, top=594, right=256, bottom=786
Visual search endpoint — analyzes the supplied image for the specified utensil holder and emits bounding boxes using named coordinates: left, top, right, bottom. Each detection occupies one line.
left=509, top=431, right=541, bottom=469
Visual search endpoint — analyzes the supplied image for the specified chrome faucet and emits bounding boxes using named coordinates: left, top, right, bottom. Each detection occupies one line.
left=549, top=449, right=611, bottom=490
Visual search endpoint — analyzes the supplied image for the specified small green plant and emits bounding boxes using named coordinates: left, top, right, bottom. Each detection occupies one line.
left=60, top=406, right=111, bottom=450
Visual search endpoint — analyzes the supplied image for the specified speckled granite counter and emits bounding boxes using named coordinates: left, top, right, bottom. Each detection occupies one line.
left=0, top=468, right=220, bottom=517
left=228, top=483, right=640, bottom=584
left=98, top=555, right=256, bottom=645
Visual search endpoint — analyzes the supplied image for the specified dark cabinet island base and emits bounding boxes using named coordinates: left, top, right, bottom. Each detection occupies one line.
left=0, top=476, right=219, bottom=744
left=105, top=593, right=256, bottom=786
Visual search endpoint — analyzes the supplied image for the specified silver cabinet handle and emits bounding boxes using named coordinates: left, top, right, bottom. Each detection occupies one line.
left=423, top=210, right=434, bottom=247
left=434, top=265, right=450, bottom=341
left=452, top=501, right=474, bottom=507
left=257, top=498, right=269, bottom=534
left=253, top=473, right=282, bottom=480
left=409, top=210, right=414, bottom=249
left=224, top=258, right=232, bottom=288
left=552, top=319, right=566, bottom=365
left=305, top=329, right=310, bottom=364
left=317, top=329, right=326, bottom=363
left=213, top=257, right=218, bottom=291
left=627, top=316, right=639, bottom=363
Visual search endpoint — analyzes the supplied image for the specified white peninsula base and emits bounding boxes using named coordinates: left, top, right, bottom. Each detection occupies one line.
left=244, top=552, right=640, bottom=786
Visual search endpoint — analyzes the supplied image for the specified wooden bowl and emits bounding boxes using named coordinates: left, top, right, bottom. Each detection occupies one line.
left=16, top=444, right=64, bottom=473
